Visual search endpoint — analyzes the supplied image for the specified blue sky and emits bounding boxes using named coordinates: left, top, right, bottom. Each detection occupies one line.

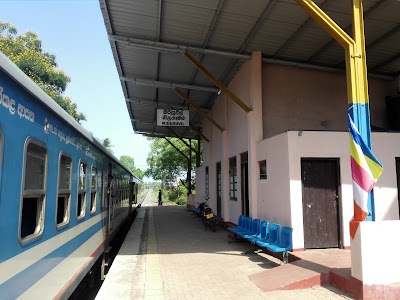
left=1, top=0, right=151, bottom=173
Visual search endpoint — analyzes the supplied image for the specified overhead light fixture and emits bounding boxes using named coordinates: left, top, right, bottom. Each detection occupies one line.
left=217, top=90, right=222, bottom=95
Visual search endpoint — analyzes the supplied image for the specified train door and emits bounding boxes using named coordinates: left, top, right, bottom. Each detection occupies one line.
left=129, top=178, right=135, bottom=215
left=107, top=163, right=114, bottom=232
left=101, top=171, right=106, bottom=209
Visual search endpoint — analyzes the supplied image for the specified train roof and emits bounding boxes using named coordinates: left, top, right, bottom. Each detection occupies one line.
left=0, top=50, right=137, bottom=178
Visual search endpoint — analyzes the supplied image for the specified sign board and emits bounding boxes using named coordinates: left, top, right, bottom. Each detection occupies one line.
left=157, top=109, right=189, bottom=126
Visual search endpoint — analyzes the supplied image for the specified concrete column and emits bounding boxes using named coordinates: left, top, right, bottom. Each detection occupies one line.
left=222, top=95, right=230, bottom=222
left=350, top=220, right=400, bottom=299
left=247, top=51, right=263, bottom=217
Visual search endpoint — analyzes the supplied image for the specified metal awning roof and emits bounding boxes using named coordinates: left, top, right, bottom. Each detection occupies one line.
left=99, top=0, right=400, bottom=139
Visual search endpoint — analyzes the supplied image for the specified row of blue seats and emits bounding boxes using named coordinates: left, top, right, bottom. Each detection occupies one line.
left=228, top=215, right=293, bottom=263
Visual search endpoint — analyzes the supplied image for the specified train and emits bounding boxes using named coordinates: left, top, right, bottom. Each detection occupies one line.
left=0, top=50, right=142, bottom=299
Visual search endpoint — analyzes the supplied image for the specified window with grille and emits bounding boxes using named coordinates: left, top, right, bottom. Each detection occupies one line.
left=57, top=154, right=72, bottom=227
left=259, top=160, right=267, bottom=180
left=90, top=166, right=97, bottom=213
left=77, top=161, right=87, bottom=219
left=21, top=141, right=47, bottom=241
left=229, top=157, right=237, bottom=200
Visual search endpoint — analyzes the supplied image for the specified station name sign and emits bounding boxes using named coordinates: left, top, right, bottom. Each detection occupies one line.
left=157, top=109, right=189, bottom=126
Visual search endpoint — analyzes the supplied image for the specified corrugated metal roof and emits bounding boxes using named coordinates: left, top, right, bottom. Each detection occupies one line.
left=99, top=0, right=400, bottom=139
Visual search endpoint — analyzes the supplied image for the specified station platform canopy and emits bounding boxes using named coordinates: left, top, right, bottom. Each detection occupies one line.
left=99, top=0, right=400, bottom=140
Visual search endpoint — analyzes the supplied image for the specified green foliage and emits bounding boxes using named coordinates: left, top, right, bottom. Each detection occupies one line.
left=0, top=21, right=85, bottom=123
left=167, top=184, right=187, bottom=205
left=145, top=137, right=201, bottom=182
left=120, top=155, right=144, bottom=180
left=101, top=138, right=114, bottom=154
left=153, top=185, right=187, bottom=206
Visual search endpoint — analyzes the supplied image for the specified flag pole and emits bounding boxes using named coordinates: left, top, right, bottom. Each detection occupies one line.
left=295, top=0, right=383, bottom=238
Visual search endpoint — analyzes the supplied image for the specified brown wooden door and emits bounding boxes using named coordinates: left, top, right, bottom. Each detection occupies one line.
left=301, top=159, right=340, bottom=249
left=216, top=162, right=222, bottom=217
left=396, top=158, right=400, bottom=218
left=241, top=153, right=249, bottom=217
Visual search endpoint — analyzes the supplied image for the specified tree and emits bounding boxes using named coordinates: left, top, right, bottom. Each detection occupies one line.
left=120, top=155, right=144, bottom=180
left=145, top=137, right=201, bottom=182
left=101, top=138, right=114, bottom=154
left=0, top=21, right=85, bottom=122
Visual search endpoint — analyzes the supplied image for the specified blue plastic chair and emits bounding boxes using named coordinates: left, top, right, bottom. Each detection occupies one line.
left=237, top=219, right=260, bottom=239
left=266, top=226, right=293, bottom=264
left=228, top=215, right=245, bottom=234
left=247, top=221, right=269, bottom=244
left=255, top=223, right=280, bottom=247
left=232, top=216, right=252, bottom=235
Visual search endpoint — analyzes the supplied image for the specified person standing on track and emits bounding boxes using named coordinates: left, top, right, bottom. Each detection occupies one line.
left=158, top=190, right=162, bottom=206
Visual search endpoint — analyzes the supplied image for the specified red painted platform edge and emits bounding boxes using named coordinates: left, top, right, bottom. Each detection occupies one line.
left=277, top=273, right=330, bottom=291
left=330, top=270, right=400, bottom=300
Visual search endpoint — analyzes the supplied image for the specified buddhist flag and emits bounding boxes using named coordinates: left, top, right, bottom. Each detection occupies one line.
left=348, top=114, right=383, bottom=239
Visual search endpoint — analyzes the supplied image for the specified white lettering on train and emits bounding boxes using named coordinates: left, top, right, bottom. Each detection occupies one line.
left=0, top=86, right=16, bottom=115
left=0, top=85, right=34, bottom=122
left=17, top=104, right=35, bottom=122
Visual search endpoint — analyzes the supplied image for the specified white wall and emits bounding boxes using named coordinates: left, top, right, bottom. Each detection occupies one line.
left=262, top=64, right=393, bottom=139
left=286, top=131, right=353, bottom=249
left=352, top=220, right=400, bottom=285
left=202, top=59, right=254, bottom=223
left=254, top=130, right=400, bottom=250
left=256, top=133, right=291, bottom=225
left=201, top=60, right=399, bottom=248
left=194, top=166, right=206, bottom=206
left=370, top=133, right=400, bottom=220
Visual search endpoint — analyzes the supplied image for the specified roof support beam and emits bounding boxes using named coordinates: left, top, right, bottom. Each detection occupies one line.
left=190, top=125, right=210, bottom=143
left=190, top=0, right=277, bottom=123
left=109, top=35, right=250, bottom=61
left=305, top=0, right=387, bottom=63
left=164, top=138, right=189, bottom=161
left=152, top=0, right=163, bottom=134
left=175, top=88, right=224, bottom=132
left=140, top=132, right=179, bottom=139
left=180, top=0, right=225, bottom=138
left=183, top=52, right=252, bottom=113
left=111, top=35, right=392, bottom=81
left=121, top=76, right=219, bottom=93
left=336, top=23, right=400, bottom=68
left=295, top=0, right=376, bottom=226
left=166, top=127, right=198, bottom=155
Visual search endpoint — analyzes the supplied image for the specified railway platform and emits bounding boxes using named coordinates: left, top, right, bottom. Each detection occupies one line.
left=96, top=201, right=354, bottom=300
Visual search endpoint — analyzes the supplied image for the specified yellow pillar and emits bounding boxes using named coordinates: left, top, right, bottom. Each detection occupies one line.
left=294, top=0, right=377, bottom=231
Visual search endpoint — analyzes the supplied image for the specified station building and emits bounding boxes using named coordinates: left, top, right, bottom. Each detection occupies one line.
left=193, top=52, right=400, bottom=251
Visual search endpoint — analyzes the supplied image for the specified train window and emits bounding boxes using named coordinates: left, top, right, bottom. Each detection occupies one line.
left=90, top=166, right=97, bottom=214
left=57, top=154, right=72, bottom=227
left=77, top=161, right=87, bottom=219
left=21, top=141, right=47, bottom=241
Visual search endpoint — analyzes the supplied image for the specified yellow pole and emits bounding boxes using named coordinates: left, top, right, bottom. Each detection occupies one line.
left=295, top=0, right=377, bottom=234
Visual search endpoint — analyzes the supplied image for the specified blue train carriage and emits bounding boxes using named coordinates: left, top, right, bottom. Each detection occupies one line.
left=0, top=50, right=141, bottom=299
